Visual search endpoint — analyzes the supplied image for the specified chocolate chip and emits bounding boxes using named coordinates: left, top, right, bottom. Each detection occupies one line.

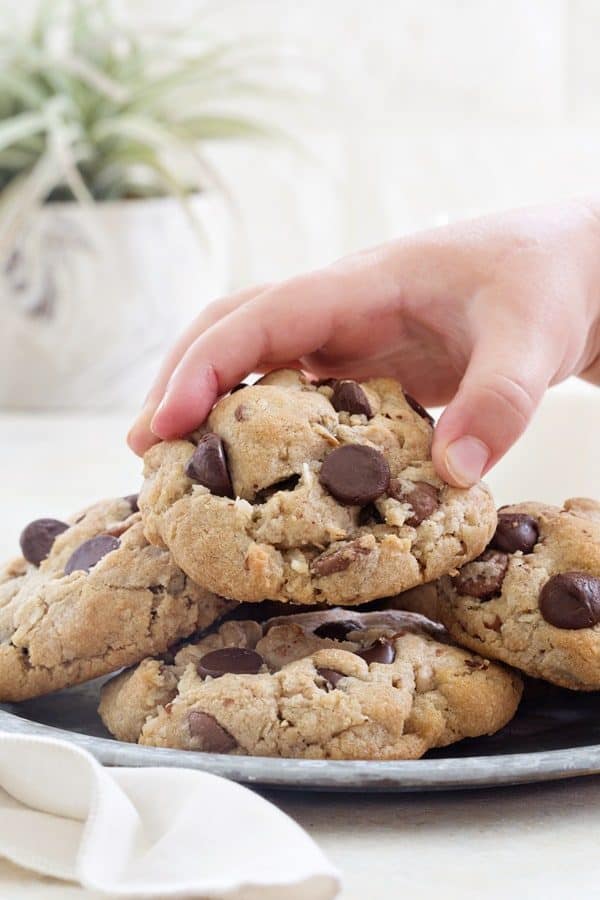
left=197, top=647, right=264, bottom=678
left=331, top=380, right=373, bottom=418
left=311, top=550, right=353, bottom=577
left=254, top=474, right=300, bottom=504
left=316, top=667, right=344, bottom=689
left=356, top=637, right=395, bottom=664
left=64, top=534, right=120, bottom=575
left=20, top=518, right=69, bottom=566
left=388, top=479, right=439, bottom=526
left=404, top=393, right=435, bottom=426
left=234, top=404, right=248, bottom=422
left=491, top=513, right=539, bottom=554
left=485, top=614, right=503, bottom=633
left=185, top=433, right=233, bottom=498
left=453, top=549, right=509, bottom=599
left=167, top=572, right=186, bottom=594
left=312, top=539, right=372, bottom=577
left=358, top=503, right=384, bottom=526
left=123, top=494, right=139, bottom=512
left=314, top=620, right=362, bottom=640
left=319, top=444, right=390, bottom=506
left=539, top=572, right=600, bottom=629
left=464, top=658, right=489, bottom=670
left=188, top=711, right=236, bottom=752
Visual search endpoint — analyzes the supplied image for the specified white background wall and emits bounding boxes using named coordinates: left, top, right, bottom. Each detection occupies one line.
left=125, top=0, right=600, bottom=282
left=1, top=1, right=598, bottom=543
left=11, top=0, right=600, bottom=300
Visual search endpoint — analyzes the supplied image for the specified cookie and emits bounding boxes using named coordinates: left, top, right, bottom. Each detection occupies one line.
left=382, top=582, right=442, bottom=622
left=99, top=608, right=522, bottom=760
left=0, top=497, right=234, bottom=701
left=139, top=369, right=496, bottom=605
left=431, top=498, right=600, bottom=690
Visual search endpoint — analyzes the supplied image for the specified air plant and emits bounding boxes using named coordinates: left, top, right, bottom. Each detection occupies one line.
left=0, top=0, right=297, bottom=250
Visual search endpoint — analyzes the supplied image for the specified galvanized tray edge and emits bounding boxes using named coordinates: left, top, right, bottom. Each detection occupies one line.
left=2, top=707, right=600, bottom=792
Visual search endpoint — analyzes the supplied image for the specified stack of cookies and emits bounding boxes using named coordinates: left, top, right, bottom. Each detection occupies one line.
left=2, top=369, right=599, bottom=761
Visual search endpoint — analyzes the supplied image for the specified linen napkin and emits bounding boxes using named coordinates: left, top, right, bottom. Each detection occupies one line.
left=0, top=733, right=340, bottom=899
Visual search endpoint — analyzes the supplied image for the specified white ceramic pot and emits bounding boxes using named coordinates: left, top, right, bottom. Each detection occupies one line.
left=0, top=193, right=232, bottom=410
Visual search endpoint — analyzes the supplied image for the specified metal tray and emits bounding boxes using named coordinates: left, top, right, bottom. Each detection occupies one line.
left=2, top=679, right=600, bottom=792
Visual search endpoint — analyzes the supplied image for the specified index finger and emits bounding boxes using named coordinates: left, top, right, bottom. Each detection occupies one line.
left=127, top=283, right=269, bottom=455
left=149, top=260, right=397, bottom=441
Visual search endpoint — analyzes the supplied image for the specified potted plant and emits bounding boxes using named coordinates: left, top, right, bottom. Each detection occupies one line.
left=0, top=1, right=286, bottom=408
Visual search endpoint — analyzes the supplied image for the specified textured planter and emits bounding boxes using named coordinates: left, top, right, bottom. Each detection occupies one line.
left=0, top=193, right=231, bottom=409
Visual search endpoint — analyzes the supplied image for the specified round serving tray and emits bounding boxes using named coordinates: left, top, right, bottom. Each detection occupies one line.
left=2, top=679, right=600, bottom=792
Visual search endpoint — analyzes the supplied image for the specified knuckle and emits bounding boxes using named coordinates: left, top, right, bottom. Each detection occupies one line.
left=478, top=374, right=538, bottom=430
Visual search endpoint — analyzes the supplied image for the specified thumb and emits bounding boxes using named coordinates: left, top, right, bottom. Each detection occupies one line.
left=432, top=336, right=551, bottom=487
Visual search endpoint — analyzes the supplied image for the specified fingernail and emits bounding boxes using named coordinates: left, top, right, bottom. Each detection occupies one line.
left=150, top=393, right=170, bottom=436
left=444, top=436, right=490, bottom=487
left=127, top=399, right=155, bottom=442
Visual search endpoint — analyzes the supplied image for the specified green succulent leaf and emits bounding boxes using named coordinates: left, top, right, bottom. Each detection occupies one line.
left=0, top=0, right=303, bottom=224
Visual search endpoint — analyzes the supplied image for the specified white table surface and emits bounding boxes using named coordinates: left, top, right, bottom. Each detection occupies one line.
left=0, top=776, right=599, bottom=900
left=0, top=389, right=599, bottom=899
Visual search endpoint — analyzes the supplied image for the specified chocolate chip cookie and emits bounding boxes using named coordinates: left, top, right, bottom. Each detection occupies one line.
left=431, top=498, right=600, bottom=689
left=99, top=608, right=522, bottom=759
left=139, top=369, right=496, bottom=605
left=0, top=497, right=234, bottom=701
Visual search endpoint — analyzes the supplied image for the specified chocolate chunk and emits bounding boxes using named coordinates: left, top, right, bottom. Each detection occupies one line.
left=254, top=474, right=300, bottom=504
left=234, top=404, right=248, bottom=422
left=123, top=494, right=139, bottom=513
left=167, top=572, right=186, bottom=594
left=539, top=572, right=600, bottom=629
left=311, top=550, right=352, bottom=577
left=404, top=393, right=435, bottom=426
left=491, top=513, right=539, bottom=554
left=358, top=503, right=384, bottom=526
left=188, top=711, right=236, bottom=752
left=388, top=479, right=439, bottom=526
left=185, top=433, right=233, bottom=498
left=64, top=534, right=120, bottom=575
left=485, top=614, right=503, bottom=633
left=314, top=620, right=362, bottom=640
left=464, top=658, right=489, bottom=670
left=319, top=444, right=390, bottom=506
left=331, top=380, right=373, bottom=418
left=20, top=518, right=69, bottom=566
left=312, top=540, right=372, bottom=577
left=453, top=549, right=509, bottom=599
left=316, top=667, right=344, bottom=689
left=356, top=637, right=395, bottom=664
left=197, top=647, right=264, bottom=678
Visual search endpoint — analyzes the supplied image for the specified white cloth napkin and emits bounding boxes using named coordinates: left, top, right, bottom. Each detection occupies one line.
left=0, top=733, right=340, bottom=899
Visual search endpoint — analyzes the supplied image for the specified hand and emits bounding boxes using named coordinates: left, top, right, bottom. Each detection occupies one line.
left=128, top=201, right=600, bottom=487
